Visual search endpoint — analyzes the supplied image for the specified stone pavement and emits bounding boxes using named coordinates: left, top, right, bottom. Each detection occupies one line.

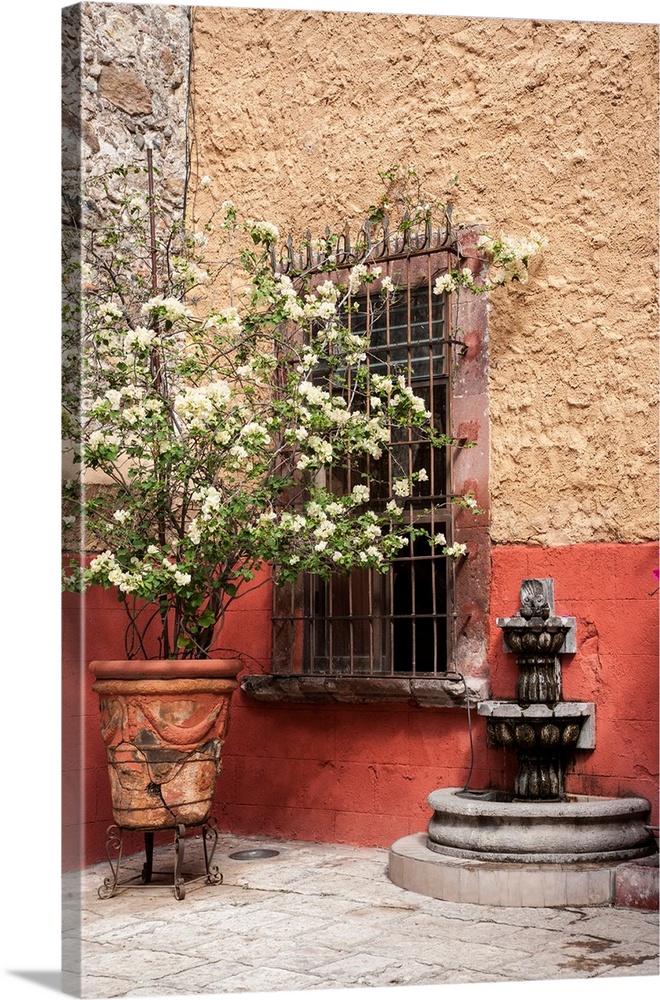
left=63, top=832, right=659, bottom=999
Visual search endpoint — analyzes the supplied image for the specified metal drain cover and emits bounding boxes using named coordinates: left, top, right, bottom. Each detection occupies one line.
left=229, top=849, right=280, bottom=861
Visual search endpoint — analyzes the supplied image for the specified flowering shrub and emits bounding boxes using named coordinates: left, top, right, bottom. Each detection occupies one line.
left=62, top=163, right=541, bottom=659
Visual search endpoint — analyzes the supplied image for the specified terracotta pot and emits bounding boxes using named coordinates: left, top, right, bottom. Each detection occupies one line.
left=90, top=659, right=241, bottom=830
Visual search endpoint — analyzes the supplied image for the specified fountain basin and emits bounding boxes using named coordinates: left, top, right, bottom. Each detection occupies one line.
left=427, top=787, right=656, bottom=864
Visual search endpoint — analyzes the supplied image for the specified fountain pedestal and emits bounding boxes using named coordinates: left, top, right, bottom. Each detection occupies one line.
left=484, top=578, right=583, bottom=800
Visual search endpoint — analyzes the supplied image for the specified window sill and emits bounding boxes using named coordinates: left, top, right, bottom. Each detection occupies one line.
left=240, top=673, right=490, bottom=708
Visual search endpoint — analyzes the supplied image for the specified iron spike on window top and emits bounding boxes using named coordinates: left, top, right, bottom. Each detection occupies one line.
left=270, top=209, right=456, bottom=276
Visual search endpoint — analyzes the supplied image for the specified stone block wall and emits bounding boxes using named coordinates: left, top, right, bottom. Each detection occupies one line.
left=62, top=2, right=190, bottom=219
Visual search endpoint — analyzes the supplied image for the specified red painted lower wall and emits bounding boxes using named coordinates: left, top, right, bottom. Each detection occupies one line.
left=62, top=540, right=659, bottom=870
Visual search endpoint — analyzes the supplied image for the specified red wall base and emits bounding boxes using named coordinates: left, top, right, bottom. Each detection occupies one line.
left=63, top=540, right=658, bottom=869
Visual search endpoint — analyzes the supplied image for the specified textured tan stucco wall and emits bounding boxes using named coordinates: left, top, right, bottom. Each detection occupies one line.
left=190, top=7, right=658, bottom=546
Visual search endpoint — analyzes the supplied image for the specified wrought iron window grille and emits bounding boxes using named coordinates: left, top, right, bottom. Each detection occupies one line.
left=272, top=220, right=464, bottom=679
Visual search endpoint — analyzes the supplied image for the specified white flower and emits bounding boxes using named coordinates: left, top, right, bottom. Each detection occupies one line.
left=97, top=302, right=123, bottom=322
left=417, top=468, right=428, bottom=482
left=477, top=231, right=547, bottom=286
left=351, top=484, right=370, bottom=504
left=317, top=280, right=340, bottom=301
left=314, top=540, right=328, bottom=552
left=62, top=515, right=75, bottom=526
left=348, top=263, right=369, bottom=294
left=173, top=257, right=209, bottom=286
left=307, top=436, right=333, bottom=464
left=392, top=478, right=411, bottom=498
left=386, top=500, right=401, bottom=515
left=363, top=523, right=381, bottom=541
left=104, top=388, right=122, bottom=409
left=210, top=306, right=242, bottom=336
left=125, top=326, right=156, bottom=352
left=240, top=422, right=270, bottom=444
left=249, top=220, right=279, bottom=244
left=174, top=570, right=192, bottom=586
left=113, top=509, right=130, bottom=524
left=433, top=533, right=447, bottom=547
left=298, top=381, right=330, bottom=406
left=380, top=275, right=394, bottom=293
left=123, top=404, right=147, bottom=426
left=281, top=513, right=307, bottom=533
left=304, top=298, right=337, bottom=321
left=433, top=273, right=456, bottom=295
left=174, top=381, right=231, bottom=429
left=88, top=430, right=120, bottom=450
left=445, top=542, right=468, bottom=559
left=313, top=519, right=336, bottom=539
left=371, top=374, right=394, bottom=395
left=141, top=296, right=191, bottom=322
left=200, top=175, right=212, bottom=187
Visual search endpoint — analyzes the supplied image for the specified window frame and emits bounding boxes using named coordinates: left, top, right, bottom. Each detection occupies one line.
left=244, top=226, right=492, bottom=706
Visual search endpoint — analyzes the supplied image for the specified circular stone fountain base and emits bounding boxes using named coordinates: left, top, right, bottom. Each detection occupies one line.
left=427, top=788, right=656, bottom=864
left=388, top=788, right=657, bottom=907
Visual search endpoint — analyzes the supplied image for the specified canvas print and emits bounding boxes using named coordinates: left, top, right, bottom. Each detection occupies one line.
left=61, top=3, right=659, bottom=998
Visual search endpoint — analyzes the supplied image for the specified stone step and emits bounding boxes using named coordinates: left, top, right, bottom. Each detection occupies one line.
left=389, top=833, right=660, bottom=908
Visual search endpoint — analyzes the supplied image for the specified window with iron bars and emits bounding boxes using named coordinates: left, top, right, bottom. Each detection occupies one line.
left=272, top=244, right=459, bottom=679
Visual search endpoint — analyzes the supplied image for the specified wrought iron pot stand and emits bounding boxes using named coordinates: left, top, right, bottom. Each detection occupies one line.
left=98, top=816, right=223, bottom=900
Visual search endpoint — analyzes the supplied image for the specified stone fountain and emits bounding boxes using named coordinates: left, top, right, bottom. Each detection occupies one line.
left=388, top=578, right=657, bottom=906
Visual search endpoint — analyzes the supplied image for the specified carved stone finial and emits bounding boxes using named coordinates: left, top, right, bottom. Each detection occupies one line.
left=519, top=578, right=552, bottom=620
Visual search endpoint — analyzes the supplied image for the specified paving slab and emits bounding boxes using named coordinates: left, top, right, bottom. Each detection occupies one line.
left=63, top=832, right=659, bottom=999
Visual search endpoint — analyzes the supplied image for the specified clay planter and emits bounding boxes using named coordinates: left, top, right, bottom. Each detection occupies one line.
left=90, top=659, right=241, bottom=830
